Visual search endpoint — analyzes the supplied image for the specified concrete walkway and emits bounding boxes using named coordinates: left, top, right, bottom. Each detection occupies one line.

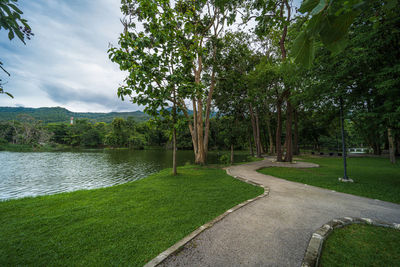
left=160, top=158, right=400, bottom=267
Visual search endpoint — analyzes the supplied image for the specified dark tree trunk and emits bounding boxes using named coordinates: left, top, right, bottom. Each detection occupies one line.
left=266, top=115, right=274, bottom=154
left=372, top=142, right=381, bottom=155
left=276, top=99, right=283, bottom=161
left=250, top=104, right=261, bottom=158
left=172, top=88, right=177, bottom=175
left=388, top=128, right=396, bottom=164
left=293, top=109, right=299, bottom=155
left=284, top=100, right=293, bottom=162
left=249, top=133, right=254, bottom=157
left=255, top=110, right=263, bottom=157
left=230, top=144, right=234, bottom=164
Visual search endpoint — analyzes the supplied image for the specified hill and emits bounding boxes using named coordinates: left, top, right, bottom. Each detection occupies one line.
left=0, top=107, right=150, bottom=123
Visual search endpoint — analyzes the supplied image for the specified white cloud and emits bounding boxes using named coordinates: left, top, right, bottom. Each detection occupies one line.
left=0, top=0, right=138, bottom=112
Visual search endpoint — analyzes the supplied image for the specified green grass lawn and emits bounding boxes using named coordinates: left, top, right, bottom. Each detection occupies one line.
left=320, top=224, right=400, bottom=266
left=0, top=166, right=263, bottom=266
left=258, top=157, right=400, bottom=203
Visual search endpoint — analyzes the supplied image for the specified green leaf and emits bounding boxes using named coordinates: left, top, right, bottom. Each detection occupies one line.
left=310, top=0, right=327, bottom=16
left=306, top=12, right=324, bottom=35
left=8, top=4, right=22, bottom=14
left=292, top=31, right=315, bottom=68
left=299, top=0, right=319, bottom=13
left=319, top=11, right=359, bottom=54
left=1, top=4, right=12, bottom=16
left=8, top=29, right=14, bottom=40
left=14, top=28, right=25, bottom=44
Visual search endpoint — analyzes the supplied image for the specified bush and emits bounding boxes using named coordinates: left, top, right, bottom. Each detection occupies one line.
left=219, top=153, right=230, bottom=165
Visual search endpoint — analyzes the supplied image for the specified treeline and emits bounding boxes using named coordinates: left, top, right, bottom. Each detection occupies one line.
left=0, top=115, right=165, bottom=149
left=0, top=114, right=256, bottom=151
left=0, top=107, right=149, bottom=123
left=0, top=109, right=388, bottom=154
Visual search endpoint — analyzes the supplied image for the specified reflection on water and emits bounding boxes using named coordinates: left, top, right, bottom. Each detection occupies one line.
left=0, top=150, right=249, bottom=200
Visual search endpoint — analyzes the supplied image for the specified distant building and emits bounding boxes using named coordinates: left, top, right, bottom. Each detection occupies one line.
left=70, top=117, right=74, bottom=125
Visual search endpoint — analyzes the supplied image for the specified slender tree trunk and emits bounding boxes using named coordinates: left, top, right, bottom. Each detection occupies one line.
left=192, top=53, right=206, bottom=165
left=192, top=98, right=198, bottom=155
left=195, top=99, right=205, bottom=164
left=284, top=100, right=293, bottom=162
left=249, top=104, right=261, bottom=158
left=172, top=122, right=177, bottom=175
left=249, top=133, right=254, bottom=157
left=230, top=144, right=234, bottom=164
left=277, top=0, right=291, bottom=162
left=266, top=115, right=274, bottom=154
left=293, top=108, right=299, bottom=155
left=203, top=46, right=217, bottom=162
left=388, top=128, right=396, bottom=164
left=255, top=110, right=263, bottom=157
left=339, top=97, right=349, bottom=179
left=276, top=99, right=283, bottom=161
left=172, top=88, right=177, bottom=175
left=372, top=142, right=381, bottom=155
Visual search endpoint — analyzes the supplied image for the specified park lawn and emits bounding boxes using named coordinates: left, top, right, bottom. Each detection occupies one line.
left=319, top=224, right=400, bottom=266
left=258, top=157, right=400, bottom=203
left=0, top=166, right=263, bottom=266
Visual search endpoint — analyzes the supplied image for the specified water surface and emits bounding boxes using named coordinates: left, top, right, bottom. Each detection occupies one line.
left=0, top=150, right=248, bottom=200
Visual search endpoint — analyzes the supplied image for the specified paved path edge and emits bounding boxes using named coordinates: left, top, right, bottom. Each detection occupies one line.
left=143, top=167, right=270, bottom=267
left=302, top=217, right=400, bottom=267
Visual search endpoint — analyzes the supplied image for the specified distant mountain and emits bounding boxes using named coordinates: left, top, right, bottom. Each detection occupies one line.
left=0, top=107, right=150, bottom=123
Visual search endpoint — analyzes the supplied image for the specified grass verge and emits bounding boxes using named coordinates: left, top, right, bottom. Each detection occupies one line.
left=0, top=165, right=263, bottom=266
left=320, top=224, right=400, bottom=266
left=258, top=157, right=400, bottom=203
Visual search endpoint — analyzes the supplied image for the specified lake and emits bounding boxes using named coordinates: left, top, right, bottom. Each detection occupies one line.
left=0, top=149, right=250, bottom=200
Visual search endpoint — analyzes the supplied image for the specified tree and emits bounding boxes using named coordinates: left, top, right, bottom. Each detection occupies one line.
left=213, top=32, right=261, bottom=158
left=110, top=0, right=241, bottom=166
left=109, top=0, right=189, bottom=173
left=248, top=0, right=296, bottom=162
left=292, top=0, right=398, bottom=67
left=0, top=0, right=33, bottom=97
left=302, top=0, right=400, bottom=163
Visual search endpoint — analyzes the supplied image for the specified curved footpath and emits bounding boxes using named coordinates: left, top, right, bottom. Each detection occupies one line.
left=159, top=158, right=400, bottom=267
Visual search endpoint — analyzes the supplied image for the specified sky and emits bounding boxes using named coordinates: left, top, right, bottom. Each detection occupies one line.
left=0, top=0, right=302, bottom=113
left=0, top=0, right=135, bottom=112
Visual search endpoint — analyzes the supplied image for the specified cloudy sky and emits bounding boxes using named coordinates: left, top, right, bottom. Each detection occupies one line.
left=0, top=0, right=302, bottom=113
left=0, top=0, right=136, bottom=112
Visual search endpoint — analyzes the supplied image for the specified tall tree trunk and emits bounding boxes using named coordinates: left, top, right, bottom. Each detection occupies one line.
left=172, top=97, right=177, bottom=175
left=250, top=104, right=261, bottom=158
left=255, top=109, right=263, bottom=157
left=372, top=142, right=381, bottom=155
left=276, top=98, right=283, bottom=161
left=284, top=100, right=293, bottom=162
left=203, top=46, right=217, bottom=161
left=276, top=0, right=291, bottom=162
left=266, top=115, right=274, bottom=154
left=230, top=144, right=234, bottom=164
left=195, top=99, right=205, bottom=164
left=249, top=133, right=254, bottom=157
left=191, top=53, right=206, bottom=165
left=388, top=128, right=396, bottom=164
left=192, top=98, right=198, bottom=155
left=293, top=108, right=299, bottom=155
